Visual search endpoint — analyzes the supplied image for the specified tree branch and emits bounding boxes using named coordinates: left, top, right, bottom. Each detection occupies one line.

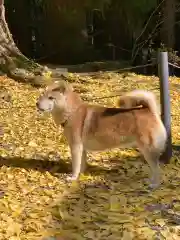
left=132, top=0, right=165, bottom=59
left=132, top=3, right=180, bottom=63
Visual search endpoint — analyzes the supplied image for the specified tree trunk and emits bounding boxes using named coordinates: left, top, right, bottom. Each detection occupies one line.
left=0, top=0, right=50, bottom=86
left=161, top=0, right=176, bottom=49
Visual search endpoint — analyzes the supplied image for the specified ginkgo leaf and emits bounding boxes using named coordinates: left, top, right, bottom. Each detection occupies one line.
left=28, top=140, right=38, bottom=147
left=6, top=222, right=22, bottom=236
left=122, top=230, right=134, bottom=240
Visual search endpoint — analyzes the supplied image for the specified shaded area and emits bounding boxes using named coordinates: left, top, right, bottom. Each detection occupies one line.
left=45, top=153, right=180, bottom=239
left=0, top=156, right=70, bottom=175
left=173, top=144, right=180, bottom=155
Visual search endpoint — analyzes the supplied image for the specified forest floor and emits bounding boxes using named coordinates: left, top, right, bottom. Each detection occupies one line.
left=0, top=72, right=180, bottom=240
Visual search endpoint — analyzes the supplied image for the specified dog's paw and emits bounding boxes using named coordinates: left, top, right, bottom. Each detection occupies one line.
left=148, top=182, right=160, bottom=190
left=143, top=178, right=160, bottom=190
left=66, top=174, right=78, bottom=182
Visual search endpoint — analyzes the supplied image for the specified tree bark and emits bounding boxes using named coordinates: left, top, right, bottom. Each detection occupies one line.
left=0, top=0, right=49, bottom=86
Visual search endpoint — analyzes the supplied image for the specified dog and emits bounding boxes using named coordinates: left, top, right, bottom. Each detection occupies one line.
left=36, top=80, right=167, bottom=188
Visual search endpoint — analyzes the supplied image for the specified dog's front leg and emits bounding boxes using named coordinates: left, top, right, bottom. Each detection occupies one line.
left=67, top=143, right=84, bottom=181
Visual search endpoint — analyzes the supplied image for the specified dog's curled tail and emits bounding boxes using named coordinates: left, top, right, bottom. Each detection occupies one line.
left=117, top=90, right=159, bottom=114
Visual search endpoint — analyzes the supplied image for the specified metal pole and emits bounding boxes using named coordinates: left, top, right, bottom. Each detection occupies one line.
left=158, top=51, right=172, bottom=164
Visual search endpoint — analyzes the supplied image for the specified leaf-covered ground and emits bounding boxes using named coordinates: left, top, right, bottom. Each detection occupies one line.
left=0, top=72, right=180, bottom=240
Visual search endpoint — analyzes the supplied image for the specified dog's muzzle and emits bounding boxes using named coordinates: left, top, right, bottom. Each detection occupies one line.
left=36, top=98, right=54, bottom=112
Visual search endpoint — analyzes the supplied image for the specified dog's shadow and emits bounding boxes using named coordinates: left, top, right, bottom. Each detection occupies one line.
left=0, top=155, right=114, bottom=177
left=0, top=156, right=71, bottom=176
left=0, top=144, right=179, bottom=179
left=0, top=154, right=144, bottom=186
left=0, top=154, right=139, bottom=179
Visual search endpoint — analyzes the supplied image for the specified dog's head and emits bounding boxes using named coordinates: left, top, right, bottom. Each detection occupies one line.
left=36, top=80, right=73, bottom=112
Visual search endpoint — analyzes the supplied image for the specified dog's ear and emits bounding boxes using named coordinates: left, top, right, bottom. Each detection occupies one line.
left=53, top=81, right=66, bottom=93
left=53, top=80, right=73, bottom=93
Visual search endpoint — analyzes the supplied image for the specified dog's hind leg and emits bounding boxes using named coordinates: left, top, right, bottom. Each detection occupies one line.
left=81, top=150, right=87, bottom=173
left=139, top=147, right=161, bottom=189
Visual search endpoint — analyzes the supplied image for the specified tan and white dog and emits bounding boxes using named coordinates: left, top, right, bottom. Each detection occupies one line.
left=36, top=80, right=167, bottom=188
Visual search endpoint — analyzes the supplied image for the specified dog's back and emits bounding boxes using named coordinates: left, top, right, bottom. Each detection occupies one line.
left=82, top=103, right=166, bottom=152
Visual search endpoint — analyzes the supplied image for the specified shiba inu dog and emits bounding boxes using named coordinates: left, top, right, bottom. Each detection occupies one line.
left=36, top=80, right=167, bottom=188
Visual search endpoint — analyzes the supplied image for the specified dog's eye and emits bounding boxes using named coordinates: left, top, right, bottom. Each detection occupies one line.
left=48, top=96, right=54, bottom=100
